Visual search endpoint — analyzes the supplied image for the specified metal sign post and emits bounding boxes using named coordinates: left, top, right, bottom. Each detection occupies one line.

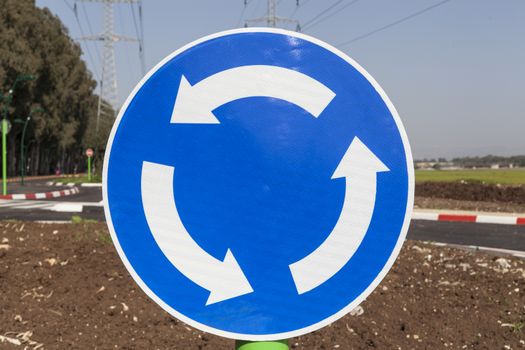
left=236, top=340, right=288, bottom=350
left=1, top=119, right=7, bottom=195
left=86, top=148, right=94, bottom=182
left=1, top=74, right=34, bottom=194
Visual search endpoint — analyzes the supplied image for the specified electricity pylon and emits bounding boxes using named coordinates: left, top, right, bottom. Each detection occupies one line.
left=76, top=0, right=144, bottom=131
left=245, top=0, right=301, bottom=31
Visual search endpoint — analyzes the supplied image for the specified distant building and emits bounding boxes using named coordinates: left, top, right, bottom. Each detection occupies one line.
left=414, top=161, right=458, bottom=170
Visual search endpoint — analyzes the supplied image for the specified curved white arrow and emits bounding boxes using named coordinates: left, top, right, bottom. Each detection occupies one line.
left=141, top=161, right=253, bottom=305
left=289, top=137, right=389, bottom=294
left=171, top=65, right=336, bottom=124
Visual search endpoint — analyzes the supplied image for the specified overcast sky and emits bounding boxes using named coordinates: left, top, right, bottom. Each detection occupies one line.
left=36, top=0, right=525, bottom=159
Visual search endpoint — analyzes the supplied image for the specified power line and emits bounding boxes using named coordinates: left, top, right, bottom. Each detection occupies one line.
left=129, top=2, right=141, bottom=40
left=116, top=4, right=133, bottom=82
left=301, top=0, right=344, bottom=28
left=289, top=0, right=314, bottom=19
left=137, top=2, right=145, bottom=76
left=289, top=0, right=305, bottom=19
left=289, top=4, right=300, bottom=19
left=129, top=1, right=145, bottom=76
left=236, top=1, right=249, bottom=28
left=79, top=1, right=102, bottom=62
left=249, top=0, right=263, bottom=19
left=68, top=1, right=100, bottom=81
left=63, top=0, right=75, bottom=12
left=77, top=0, right=142, bottom=132
left=302, top=0, right=360, bottom=31
left=338, top=0, right=452, bottom=47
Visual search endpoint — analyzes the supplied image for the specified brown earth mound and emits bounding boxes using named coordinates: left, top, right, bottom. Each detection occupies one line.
left=1, top=222, right=524, bottom=349
left=414, top=196, right=525, bottom=213
left=416, top=182, right=525, bottom=205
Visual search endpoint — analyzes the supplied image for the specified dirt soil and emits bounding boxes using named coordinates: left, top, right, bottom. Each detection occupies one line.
left=1, top=221, right=525, bottom=349
left=415, top=182, right=525, bottom=213
left=416, top=182, right=525, bottom=205
left=414, top=196, right=525, bottom=214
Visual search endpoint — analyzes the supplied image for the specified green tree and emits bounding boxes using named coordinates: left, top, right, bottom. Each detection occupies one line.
left=0, top=0, right=111, bottom=176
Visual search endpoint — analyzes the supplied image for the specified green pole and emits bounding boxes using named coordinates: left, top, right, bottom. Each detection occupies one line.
left=1, top=74, right=35, bottom=194
left=2, top=95, right=8, bottom=196
left=2, top=119, right=6, bottom=195
left=235, top=340, right=289, bottom=350
left=20, top=117, right=30, bottom=185
left=87, top=155, right=92, bottom=182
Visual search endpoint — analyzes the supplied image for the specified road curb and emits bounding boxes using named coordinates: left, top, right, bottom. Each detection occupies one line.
left=46, top=182, right=102, bottom=187
left=81, top=183, right=102, bottom=187
left=0, top=187, right=80, bottom=200
left=45, top=181, right=76, bottom=187
left=413, top=210, right=525, bottom=226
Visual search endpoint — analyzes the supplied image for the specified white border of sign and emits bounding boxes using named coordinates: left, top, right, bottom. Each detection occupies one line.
left=103, top=27, right=414, bottom=341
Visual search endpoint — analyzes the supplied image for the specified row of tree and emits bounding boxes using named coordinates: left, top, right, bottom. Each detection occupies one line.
left=451, top=155, right=525, bottom=168
left=0, top=0, right=112, bottom=177
left=416, top=156, right=525, bottom=168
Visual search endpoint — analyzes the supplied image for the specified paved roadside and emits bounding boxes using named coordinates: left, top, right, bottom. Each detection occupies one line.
left=44, top=185, right=102, bottom=202
left=3, top=180, right=71, bottom=195
left=1, top=179, right=101, bottom=202
left=408, top=219, right=525, bottom=252
left=1, top=199, right=525, bottom=254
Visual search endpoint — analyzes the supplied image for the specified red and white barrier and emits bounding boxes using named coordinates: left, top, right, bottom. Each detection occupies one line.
left=0, top=187, right=80, bottom=200
left=413, top=210, right=525, bottom=226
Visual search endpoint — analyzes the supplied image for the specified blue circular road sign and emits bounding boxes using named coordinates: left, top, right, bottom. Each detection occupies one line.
left=103, top=28, right=414, bottom=340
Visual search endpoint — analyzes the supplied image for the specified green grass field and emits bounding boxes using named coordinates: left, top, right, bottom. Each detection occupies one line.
left=59, top=174, right=102, bottom=184
left=415, top=168, right=525, bottom=185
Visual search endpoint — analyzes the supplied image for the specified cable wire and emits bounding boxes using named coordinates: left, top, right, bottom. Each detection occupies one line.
left=289, top=4, right=300, bottom=19
left=69, top=1, right=100, bottom=81
left=338, top=0, right=452, bottom=47
left=302, top=0, right=360, bottom=31
left=129, top=1, right=145, bottom=76
left=129, top=2, right=141, bottom=41
left=289, top=0, right=314, bottom=19
left=63, top=0, right=75, bottom=12
left=236, top=1, right=249, bottom=28
left=130, top=2, right=145, bottom=76
left=249, top=0, right=263, bottom=19
left=301, top=0, right=345, bottom=28
left=80, top=1, right=102, bottom=62
left=138, top=2, right=146, bottom=75
left=116, top=4, right=133, bottom=83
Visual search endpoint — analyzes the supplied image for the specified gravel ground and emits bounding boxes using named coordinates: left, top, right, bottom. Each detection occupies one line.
left=414, top=196, right=525, bottom=214
left=416, top=182, right=525, bottom=205
left=1, top=222, right=524, bottom=349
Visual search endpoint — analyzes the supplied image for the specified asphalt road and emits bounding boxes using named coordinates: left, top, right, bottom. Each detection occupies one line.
left=1, top=181, right=524, bottom=252
left=0, top=180, right=102, bottom=220
left=407, top=220, right=525, bottom=252
left=45, top=186, right=102, bottom=202
left=0, top=205, right=103, bottom=221
left=6, top=178, right=71, bottom=195
left=5, top=178, right=102, bottom=202
left=2, top=208, right=524, bottom=253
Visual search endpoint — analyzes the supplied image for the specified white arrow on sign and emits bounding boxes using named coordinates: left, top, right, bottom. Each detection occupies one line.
left=171, top=65, right=336, bottom=124
left=289, top=137, right=389, bottom=294
left=141, top=161, right=254, bottom=305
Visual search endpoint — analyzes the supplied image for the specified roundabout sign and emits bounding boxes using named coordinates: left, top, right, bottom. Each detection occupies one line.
left=103, top=28, right=414, bottom=340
